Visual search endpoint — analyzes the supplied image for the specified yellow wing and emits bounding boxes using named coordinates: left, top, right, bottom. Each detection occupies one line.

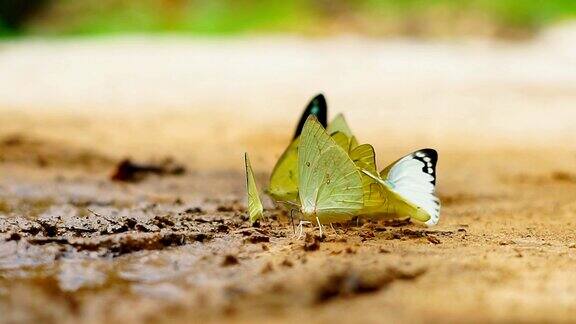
left=245, top=153, right=263, bottom=224
left=327, top=114, right=359, bottom=155
left=298, top=116, right=364, bottom=223
left=349, top=135, right=359, bottom=152
left=268, top=129, right=357, bottom=204
left=350, top=144, right=387, bottom=211
left=331, top=132, right=350, bottom=152
left=361, top=170, right=431, bottom=223
left=268, top=94, right=328, bottom=203
left=326, top=113, right=353, bottom=137
left=350, top=144, right=377, bottom=174
left=268, top=138, right=299, bottom=202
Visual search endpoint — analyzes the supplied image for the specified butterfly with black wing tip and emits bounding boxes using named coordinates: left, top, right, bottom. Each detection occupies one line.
left=361, top=148, right=441, bottom=226
left=268, top=94, right=328, bottom=203
left=293, top=93, right=328, bottom=139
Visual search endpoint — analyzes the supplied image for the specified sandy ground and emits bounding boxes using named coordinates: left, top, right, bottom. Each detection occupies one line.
left=1, top=27, right=576, bottom=323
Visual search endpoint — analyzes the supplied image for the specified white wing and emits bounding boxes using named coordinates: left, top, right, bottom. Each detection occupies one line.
left=383, top=149, right=440, bottom=226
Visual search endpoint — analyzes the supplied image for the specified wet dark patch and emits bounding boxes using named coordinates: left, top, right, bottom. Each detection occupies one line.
left=0, top=204, right=249, bottom=263
left=315, top=266, right=427, bottom=304
left=381, top=218, right=412, bottom=227
left=0, top=133, right=113, bottom=169
left=386, top=229, right=454, bottom=241
left=27, top=231, right=202, bottom=256
left=111, top=158, right=186, bottom=182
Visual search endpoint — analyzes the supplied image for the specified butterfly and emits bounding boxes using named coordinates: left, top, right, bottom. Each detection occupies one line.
left=360, top=149, right=441, bottom=226
left=268, top=94, right=328, bottom=202
left=327, top=113, right=359, bottom=154
left=293, top=94, right=328, bottom=139
left=297, top=115, right=364, bottom=226
left=244, top=153, right=263, bottom=224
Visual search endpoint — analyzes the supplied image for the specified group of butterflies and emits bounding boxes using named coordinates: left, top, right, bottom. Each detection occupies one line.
left=245, top=94, right=440, bottom=234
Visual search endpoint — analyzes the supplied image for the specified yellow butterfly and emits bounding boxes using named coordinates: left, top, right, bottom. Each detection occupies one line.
left=297, top=116, right=364, bottom=226
left=327, top=113, right=359, bottom=153
left=244, top=153, right=263, bottom=224
left=326, top=113, right=353, bottom=137
left=349, top=143, right=389, bottom=212
left=268, top=94, right=328, bottom=203
left=270, top=104, right=363, bottom=201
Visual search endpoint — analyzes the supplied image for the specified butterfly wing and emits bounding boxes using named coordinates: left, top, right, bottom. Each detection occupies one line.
left=375, top=149, right=440, bottom=225
left=298, top=116, right=364, bottom=223
left=349, top=136, right=359, bottom=152
left=380, top=149, right=438, bottom=186
left=349, top=144, right=388, bottom=211
left=293, top=94, right=328, bottom=139
left=331, top=132, right=350, bottom=152
left=326, top=113, right=353, bottom=137
left=327, top=114, right=359, bottom=155
left=245, top=153, right=264, bottom=224
left=350, top=144, right=377, bottom=174
left=268, top=138, right=299, bottom=202
left=269, top=94, right=328, bottom=201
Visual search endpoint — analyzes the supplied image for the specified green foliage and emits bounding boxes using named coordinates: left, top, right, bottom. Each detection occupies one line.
left=0, top=19, right=11, bottom=36
left=23, top=0, right=318, bottom=36
left=6, top=0, right=576, bottom=37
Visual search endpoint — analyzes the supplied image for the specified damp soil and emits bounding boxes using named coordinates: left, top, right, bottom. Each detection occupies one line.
left=1, top=126, right=576, bottom=324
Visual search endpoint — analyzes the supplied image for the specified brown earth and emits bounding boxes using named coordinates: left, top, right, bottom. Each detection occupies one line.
left=1, top=34, right=576, bottom=323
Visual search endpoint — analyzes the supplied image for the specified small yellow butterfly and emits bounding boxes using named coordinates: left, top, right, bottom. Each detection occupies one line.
left=297, top=116, right=364, bottom=225
left=268, top=94, right=328, bottom=203
left=244, top=153, right=263, bottom=224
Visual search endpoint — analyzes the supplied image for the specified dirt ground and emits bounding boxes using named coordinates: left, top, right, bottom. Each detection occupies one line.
left=1, top=30, right=576, bottom=323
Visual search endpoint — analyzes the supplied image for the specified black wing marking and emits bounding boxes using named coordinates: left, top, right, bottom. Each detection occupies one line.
left=411, top=148, right=438, bottom=186
left=293, top=93, right=328, bottom=139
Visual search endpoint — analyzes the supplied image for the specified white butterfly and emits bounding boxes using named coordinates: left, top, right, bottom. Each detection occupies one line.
left=363, top=149, right=440, bottom=226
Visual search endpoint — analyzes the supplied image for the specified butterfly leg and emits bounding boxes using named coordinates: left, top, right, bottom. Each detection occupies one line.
left=316, top=217, right=325, bottom=237
left=330, top=223, right=338, bottom=235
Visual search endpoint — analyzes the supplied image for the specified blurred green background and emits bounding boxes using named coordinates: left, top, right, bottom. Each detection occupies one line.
left=2, top=0, right=576, bottom=38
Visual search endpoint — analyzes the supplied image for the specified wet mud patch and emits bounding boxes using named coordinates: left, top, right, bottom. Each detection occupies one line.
left=384, top=228, right=456, bottom=244
left=0, top=134, right=114, bottom=169
left=110, top=158, right=186, bottom=182
left=315, top=266, right=427, bottom=303
left=0, top=203, right=282, bottom=262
